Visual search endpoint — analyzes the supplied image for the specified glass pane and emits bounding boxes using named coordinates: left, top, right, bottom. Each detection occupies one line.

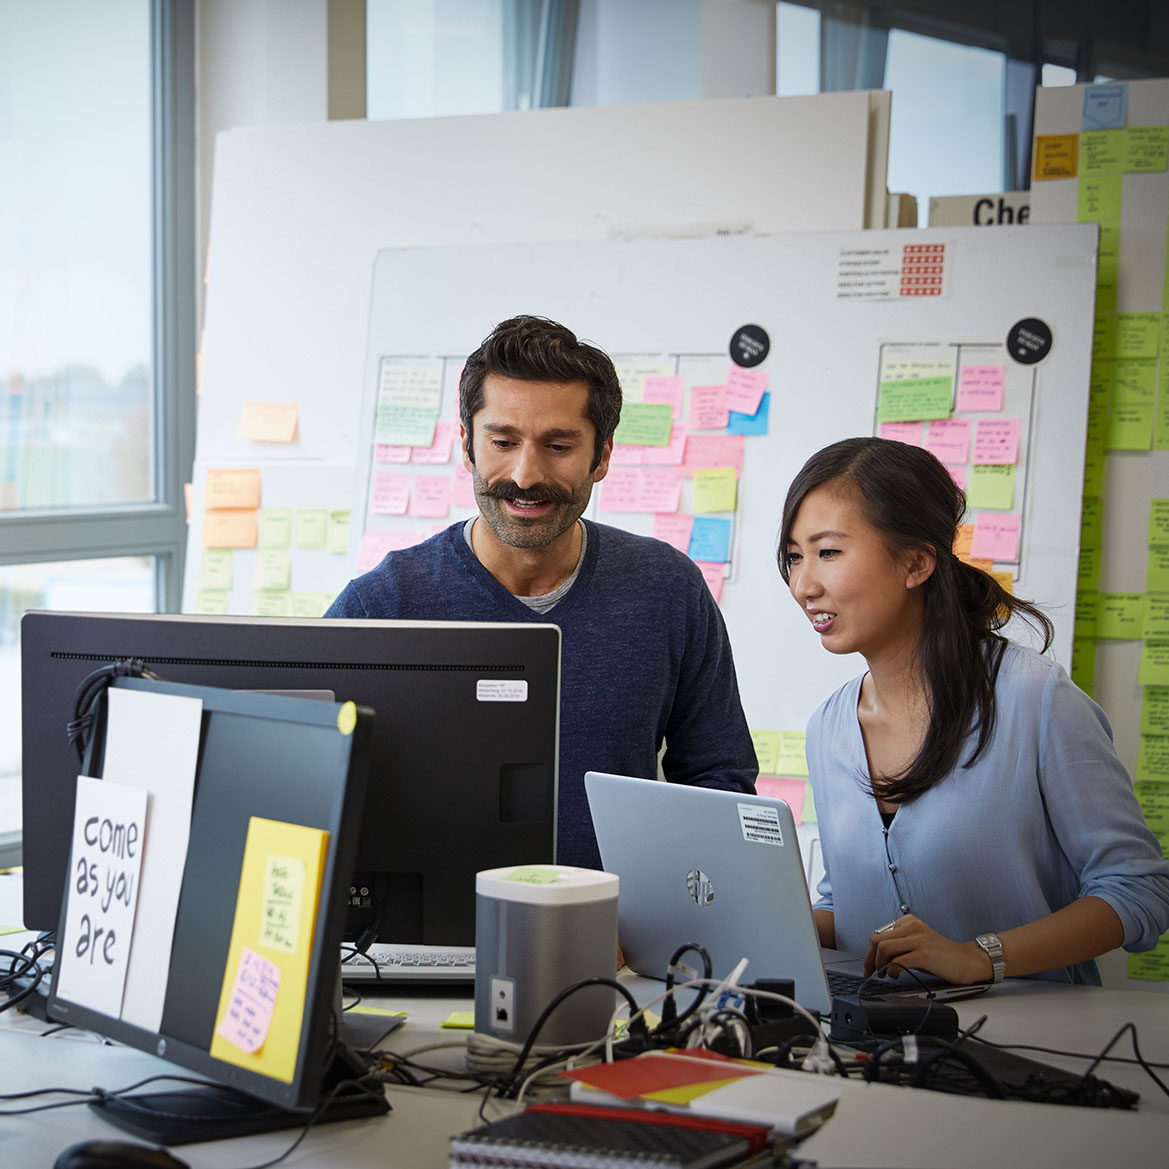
left=0, top=0, right=154, bottom=511
left=0, top=557, right=156, bottom=843
left=884, top=28, right=1006, bottom=205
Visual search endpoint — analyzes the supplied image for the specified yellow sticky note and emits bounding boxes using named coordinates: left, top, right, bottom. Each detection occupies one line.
left=1106, top=403, right=1154, bottom=450
left=203, top=509, right=258, bottom=549
left=442, top=1011, right=476, bottom=1029
left=1075, top=591, right=1098, bottom=638
left=692, top=467, right=738, bottom=514
left=1071, top=637, right=1096, bottom=696
left=261, top=854, right=306, bottom=954
left=195, top=590, right=229, bottom=616
left=1081, top=497, right=1103, bottom=547
left=1139, top=641, right=1169, bottom=687
left=777, top=731, right=809, bottom=778
left=210, top=817, right=328, bottom=1081
left=1141, top=689, right=1169, bottom=737
left=206, top=467, right=262, bottom=510
left=1113, top=361, right=1157, bottom=406
left=1148, top=547, right=1169, bottom=593
left=1081, top=129, right=1125, bottom=174
left=1150, top=500, right=1169, bottom=546
left=967, top=464, right=1015, bottom=510
left=1115, top=314, right=1161, bottom=360
left=1077, top=175, right=1122, bottom=222
left=990, top=570, right=1014, bottom=595
left=750, top=730, right=781, bottom=775
left=1128, top=933, right=1169, bottom=981
left=327, top=509, right=351, bottom=555
left=238, top=401, right=299, bottom=443
left=1033, top=133, right=1078, bottom=180
left=1136, top=736, right=1169, bottom=781
left=504, top=866, right=559, bottom=884
left=1092, top=312, right=1116, bottom=358
left=1135, top=781, right=1169, bottom=836
left=255, top=549, right=291, bottom=591
left=295, top=509, right=329, bottom=549
left=201, top=549, right=233, bottom=589
left=1145, top=596, right=1169, bottom=640
left=289, top=592, right=328, bottom=619
left=1078, top=544, right=1101, bottom=591
left=1096, top=593, right=1147, bottom=639
left=1124, top=125, right=1169, bottom=172
left=802, top=783, right=817, bottom=825
left=259, top=508, right=292, bottom=549
left=254, top=590, right=289, bottom=617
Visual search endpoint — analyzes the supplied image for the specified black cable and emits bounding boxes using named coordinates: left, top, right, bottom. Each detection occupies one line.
left=656, top=942, right=712, bottom=1035
left=66, top=657, right=160, bottom=763
left=968, top=1033, right=1169, bottom=1072
left=1077, top=1021, right=1169, bottom=1101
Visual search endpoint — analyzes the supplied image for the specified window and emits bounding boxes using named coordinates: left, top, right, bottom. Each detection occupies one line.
left=0, top=0, right=193, bottom=866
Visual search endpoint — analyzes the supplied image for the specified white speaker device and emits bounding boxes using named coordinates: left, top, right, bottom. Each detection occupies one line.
left=474, top=865, right=619, bottom=1047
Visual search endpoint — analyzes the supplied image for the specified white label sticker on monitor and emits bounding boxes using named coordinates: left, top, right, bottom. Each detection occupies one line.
left=477, top=679, right=529, bottom=702
left=738, top=802, right=784, bottom=846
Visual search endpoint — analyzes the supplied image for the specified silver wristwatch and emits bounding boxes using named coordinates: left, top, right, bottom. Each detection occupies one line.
left=975, top=932, right=1006, bottom=983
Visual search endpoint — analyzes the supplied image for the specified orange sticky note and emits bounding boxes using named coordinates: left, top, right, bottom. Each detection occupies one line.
left=237, top=402, right=298, bottom=443
left=206, top=467, right=262, bottom=509
left=953, top=523, right=974, bottom=558
left=203, top=509, right=258, bottom=548
left=1033, top=134, right=1079, bottom=180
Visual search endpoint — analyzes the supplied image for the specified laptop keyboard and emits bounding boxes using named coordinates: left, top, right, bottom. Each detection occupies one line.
left=826, top=968, right=887, bottom=999
left=340, top=943, right=476, bottom=984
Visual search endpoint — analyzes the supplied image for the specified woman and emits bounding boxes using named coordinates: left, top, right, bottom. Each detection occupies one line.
left=779, top=437, right=1169, bottom=986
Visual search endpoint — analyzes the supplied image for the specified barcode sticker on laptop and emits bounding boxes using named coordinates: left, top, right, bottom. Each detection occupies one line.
left=738, top=802, right=784, bottom=845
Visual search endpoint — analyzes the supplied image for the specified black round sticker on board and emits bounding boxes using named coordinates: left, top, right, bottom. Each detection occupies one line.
left=1006, top=318, right=1052, bottom=365
left=730, top=324, right=770, bottom=368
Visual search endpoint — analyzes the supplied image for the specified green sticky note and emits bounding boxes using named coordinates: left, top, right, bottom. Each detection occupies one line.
left=1071, top=637, right=1097, bottom=695
left=1096, top=593, right=1147, bottom=639
left=1152, top=548, right=1169, bottom=594
left=200, top=549, right=233, bottom=589
left=1128, top=935, right=1169, bottom=981
left=442, top=1011, right=476, bottom=1029
left=693, top=467, right=738, bottom=513
left=802, top=782, right=816, bottom=825
left=1135, top=781, right=1169, bottom=836
left=1113, top=361, right=1157, bottom=404
left=777, top=730, right=809, bottom=778
left=1089, top=359, right=1112, bottom=410
left=1115, top=314, right=1161, bottom=360
left=750, top=729, right=781, bottom=775
left=967, top=464, right=1016, bottom=510
left=295, top=508, right=329, bottom=549
left=1106, top=402, right=1153, bottom=450
left=255, top=549, right=291, bottom=590
left=1092, top=312, right=1116, bottom=358
left=259, top=507, right=292, bottom=549
left=1150, top=500, right=1169, bottom=546
left=1077, top=174, right=1123, bottom=222
left=289, top=591, right=328, bottom=619
left=613, top=402, right=674, bottom=447
left=1136, top=735, right=1169, bottom=781
left=1074, top=591, right=1098, bottom=638
left=1081, top=129, right=1125, bottom=173
left=1081, top=496, right=1103, bottom=547
left=1141, top=689, right=1169, bottom=737
left=1139, top=641, right=1169, bottom=686
left=1124, top=125, right=1169, bottom=171
left=374, top=363, right=442, bottom=446
left=1079, top=544, right=1102, bottom=591
left=876, top=377, right=953, bottom=423
left=327, top=509, right=351, bottom=555
left=504, top=866, right=559, bottom=884
left=1146, top=595, right=1169, bottom=640
left=195, top=589, right=229, bottom=616
left=1157, top=370, right=1169, bottom=450
left=1083, top=432, right=1106, bottom=497
left=254, top=589, right=289, bottom=617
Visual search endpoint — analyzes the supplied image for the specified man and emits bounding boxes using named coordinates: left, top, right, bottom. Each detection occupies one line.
left=327, top=315, right=757, bottom=868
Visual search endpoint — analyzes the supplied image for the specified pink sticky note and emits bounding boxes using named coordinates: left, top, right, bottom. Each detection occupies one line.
left=973, top=418, right=1019, bottom=465
left=639, top=468, right=682, bottom=513
left=608, top=444, right=644, bottom=466
left=946, top=464, right=968, bottom=489
left=215, top=947, right=280, bottom=1055
left=755, top=776, right=807, bottom=823
left=652, top=513, right=694, bottom=552
left=371, top=472, right=411, bottom=516
left=957, top=365, right=1005, bottom=412
left=358, top=531, right=397, bottom=572
left=452, top=464, right=476, bottom=508
left=408, top=475, right=452, bottom=518
left=924, top=418, right=971, bottom=465
left=879, top=421, right=922, bottom=445
left=684, top=435, right=746, bottom=477
left=695, top=561, right=725, bottom=603
left=385, top=529, right=425, bottom=551
left=690, top=385, right=729, bottom=430
left=641, top=422, right=688, bottom=466
left=723, top=366, right=768, bottom=416
left=374, top=444, right=412, bottom=463
left=411, top=420, right=454, bottom=464
left=598, top=469, right=643, bottom=512
left=643, top=375, right=684, bottom=420
left=969, top=512, right=1020, bottom=561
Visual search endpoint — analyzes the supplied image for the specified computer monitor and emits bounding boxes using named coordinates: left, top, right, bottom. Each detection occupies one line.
left=46, top=673, right=387, bottom=1141
left=20, top=612, right=561, bottom=946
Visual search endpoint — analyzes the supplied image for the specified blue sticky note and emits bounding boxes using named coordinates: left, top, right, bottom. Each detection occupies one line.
left=1083, top=84, right=1127, bottom=131
left=727, top=392, right=770, bottom=436
left=688, top=516, right=732, bottom=563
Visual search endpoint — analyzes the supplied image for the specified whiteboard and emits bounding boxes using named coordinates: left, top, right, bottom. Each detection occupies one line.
left=351, top=225, right=1097, bottom=738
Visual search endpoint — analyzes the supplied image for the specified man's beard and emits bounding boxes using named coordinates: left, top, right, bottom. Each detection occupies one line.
left=472, top=469, right=592, bottom=549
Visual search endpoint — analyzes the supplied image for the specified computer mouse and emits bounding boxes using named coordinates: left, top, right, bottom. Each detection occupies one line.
left=54, top=1138, right=191, bottom=1169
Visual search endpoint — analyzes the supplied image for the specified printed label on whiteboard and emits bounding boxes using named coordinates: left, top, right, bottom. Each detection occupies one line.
left=738, top=802, right=784, bottom=846
left=477, top=679, right=529, bottom=703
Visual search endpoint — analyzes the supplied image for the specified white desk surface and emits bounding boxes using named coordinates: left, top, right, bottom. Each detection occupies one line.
left=3, top=874, right=1167, bottom=1168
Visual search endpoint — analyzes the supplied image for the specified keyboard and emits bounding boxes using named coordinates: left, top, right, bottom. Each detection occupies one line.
left=340, top=942, right=476, bottom=984
left=826, top=968, right=887, bottom=999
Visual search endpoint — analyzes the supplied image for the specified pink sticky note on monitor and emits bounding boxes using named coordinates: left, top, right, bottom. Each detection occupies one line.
left=411, top=420, right=454, bottom=464
left=723, top=366, right=768, bottom=416
left=638, top=468, right=682, bottom=513
left=641, top=422, right=688, bottom=466
left=755, top=776, right=807, bottom=823
left=690, top=385, right=729, bottom=430
left=695, top=561, right=725, bottom=603
left=969, top=512, right=1020, bottom=561
left=452, top=464, right=476, bottom=508
left=652, top=513, right=694, bottom=552
left=957, top=365, right=1005, bottom=412
left=371, top=472, right=411, bottom=516
left=215, top=947, right=280, bottom=1055
left=879, top=421, right=922, bottom=446
left=408, top=475, right=452, bottom=518
left=972, top=418, right=1019, bottom=465
left=643, top=375, right=684, bottom=419
left=598, top=468, right=643, bottom=512
left=374, top=444, right=412, bottom=463
left=925, top=418, right=971, bottom=465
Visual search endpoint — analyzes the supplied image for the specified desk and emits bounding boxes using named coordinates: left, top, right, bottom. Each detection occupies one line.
left=3, top=875, right=1167, bottom=1168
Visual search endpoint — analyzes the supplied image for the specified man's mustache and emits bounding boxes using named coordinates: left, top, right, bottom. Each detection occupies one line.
left=480, top=480, right=573, bottom=506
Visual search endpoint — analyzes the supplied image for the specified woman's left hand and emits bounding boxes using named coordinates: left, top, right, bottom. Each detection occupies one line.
left=864, top=914, right=994, bottom=985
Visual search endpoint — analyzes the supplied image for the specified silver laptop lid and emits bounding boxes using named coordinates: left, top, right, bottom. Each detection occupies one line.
left=585, top=772, right=833, bottom=1015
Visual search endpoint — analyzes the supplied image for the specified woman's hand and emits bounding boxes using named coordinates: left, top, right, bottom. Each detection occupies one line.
left=864, top=914, right=993, bottom=985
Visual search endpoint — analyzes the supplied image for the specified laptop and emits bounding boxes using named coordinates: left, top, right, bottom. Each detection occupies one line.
left=585, top=772, right=991, bottom=1015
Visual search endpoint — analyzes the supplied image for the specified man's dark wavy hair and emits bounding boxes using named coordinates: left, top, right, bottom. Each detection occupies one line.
left=459, top=315, right=622, bottom=471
